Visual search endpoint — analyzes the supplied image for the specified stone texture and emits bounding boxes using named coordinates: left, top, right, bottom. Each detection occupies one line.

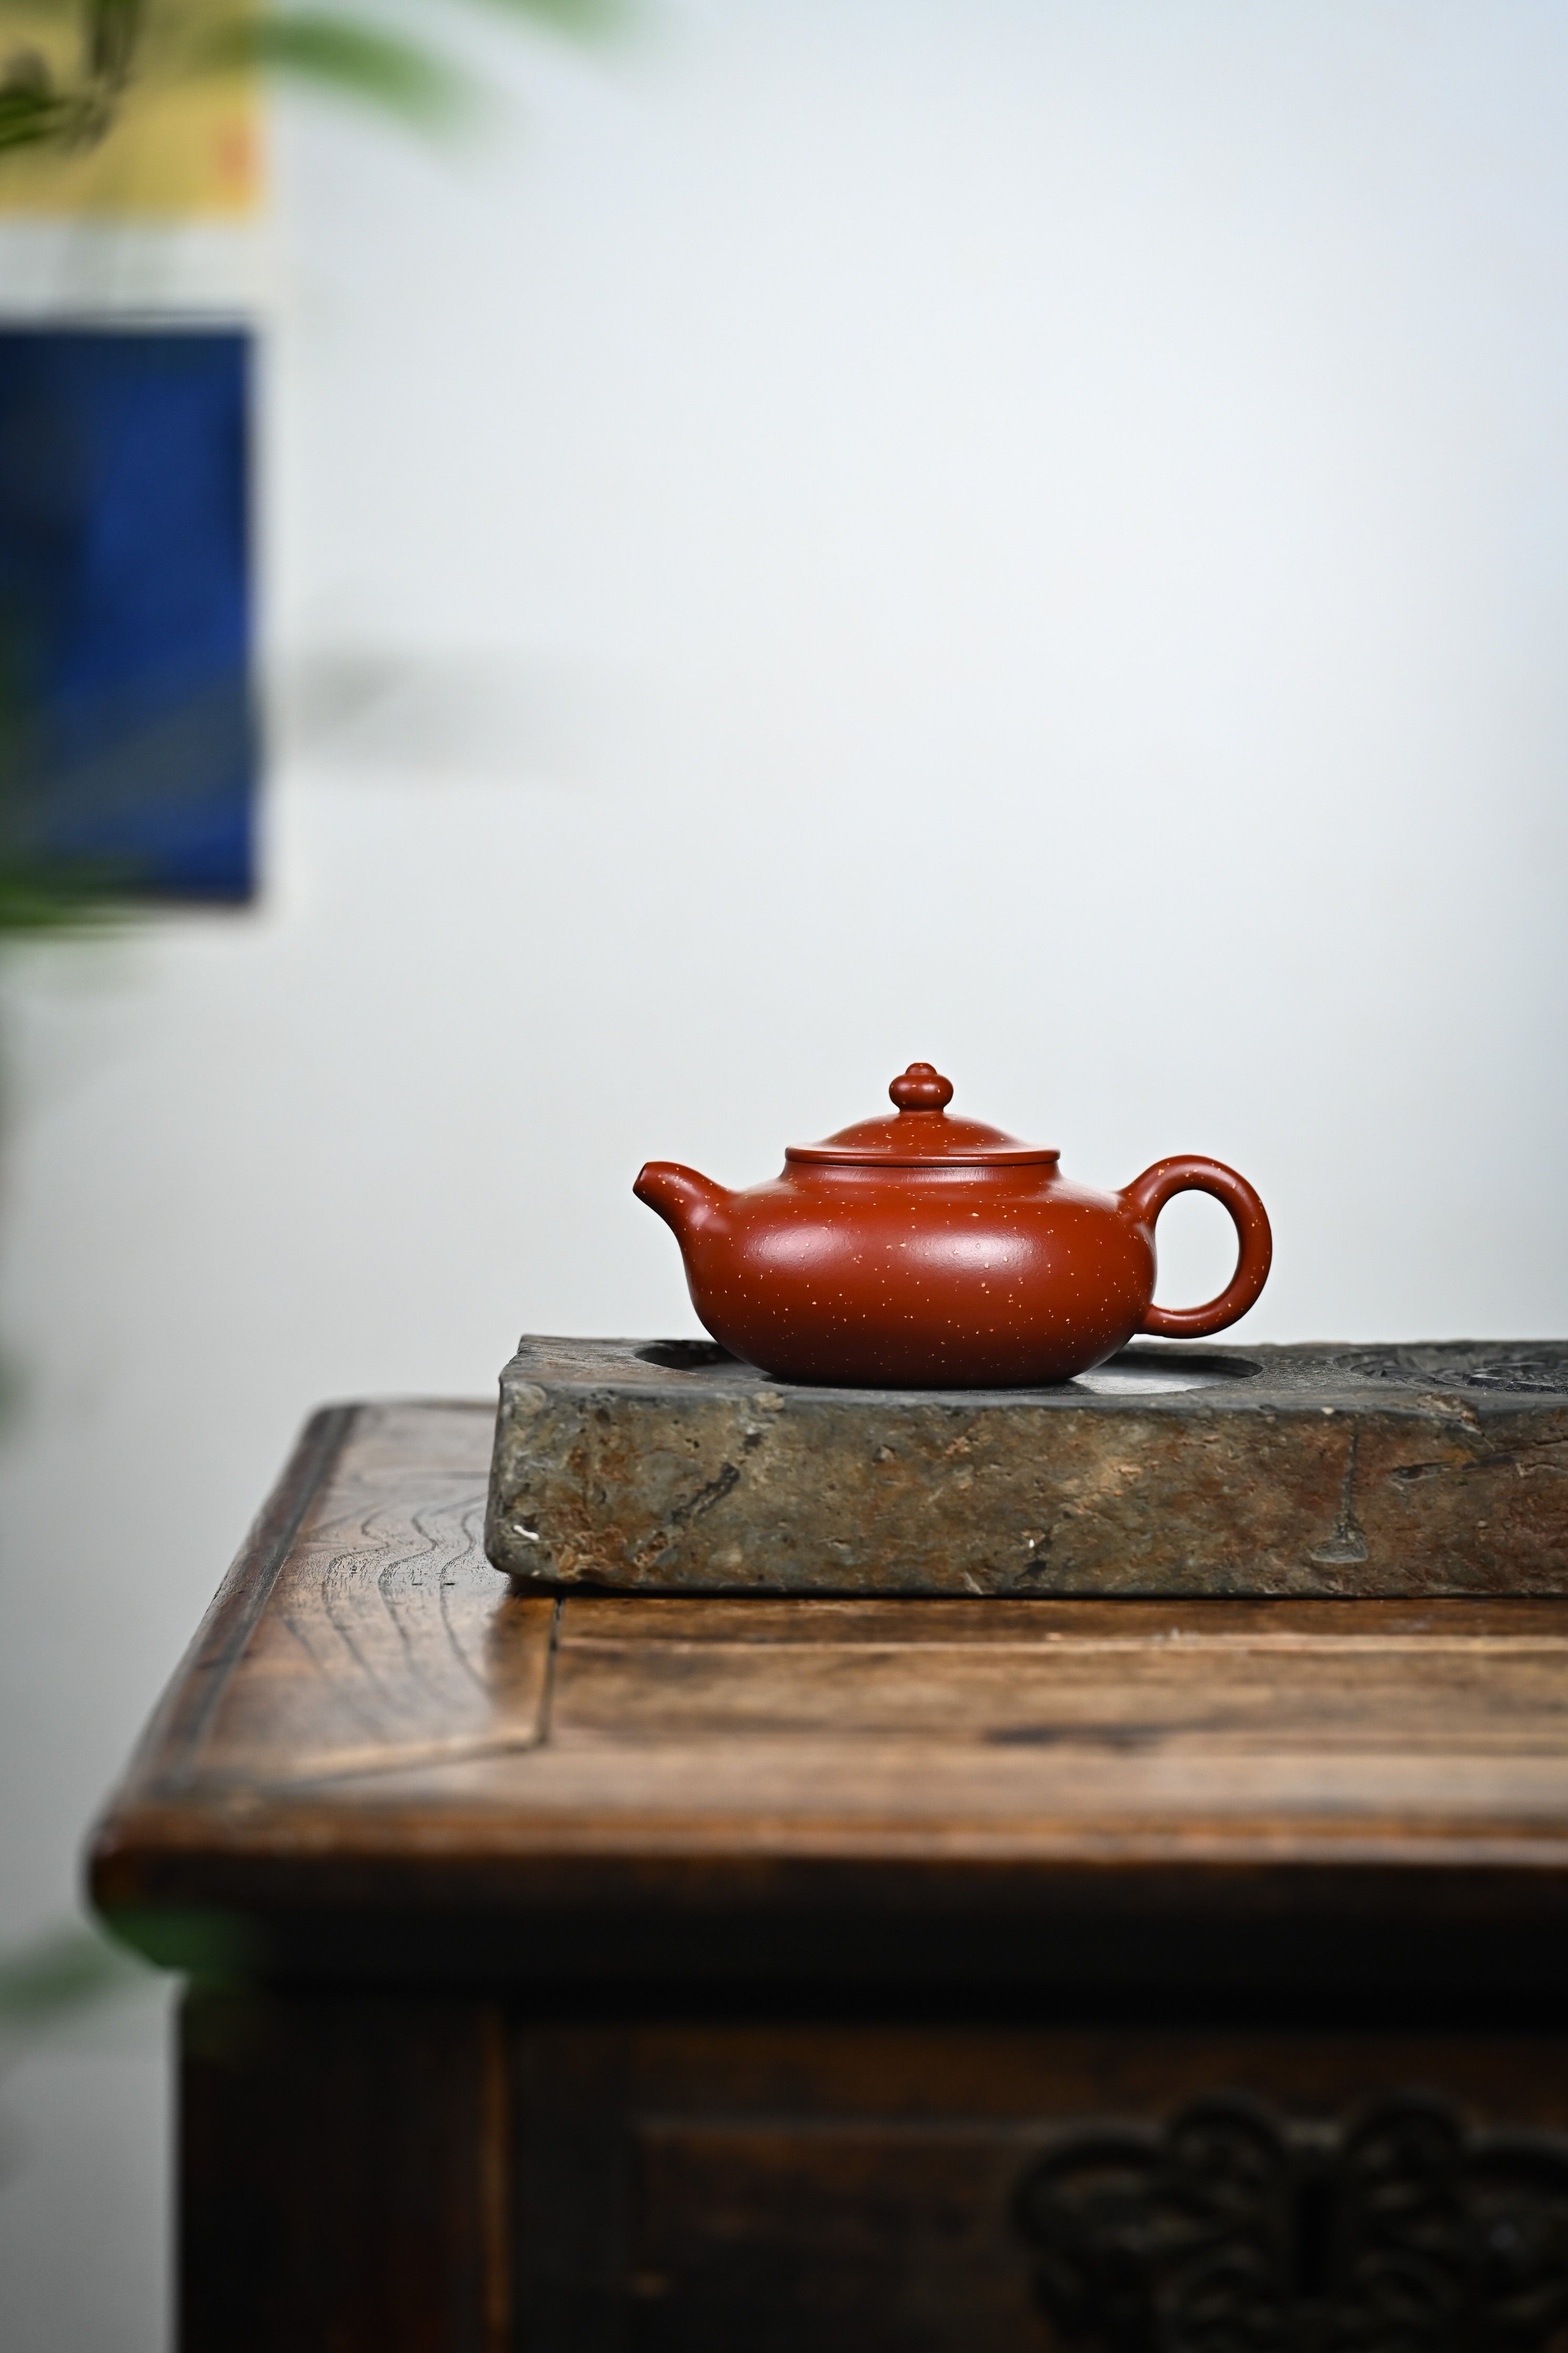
left=483, top=1338, right=1568, bottom=1598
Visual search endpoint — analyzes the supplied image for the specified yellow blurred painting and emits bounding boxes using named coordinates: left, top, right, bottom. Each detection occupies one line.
left=0, top=0, right=260, bottom=216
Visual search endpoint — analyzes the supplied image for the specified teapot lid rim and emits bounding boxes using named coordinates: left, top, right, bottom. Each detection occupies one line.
left=787, top=1061, right=1057, bottom=1165
left=787, top=1139, right=1060, bottom=1166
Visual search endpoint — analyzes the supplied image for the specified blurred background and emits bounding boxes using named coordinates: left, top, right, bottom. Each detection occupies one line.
left=2, top=1, right=1567, bottom=2344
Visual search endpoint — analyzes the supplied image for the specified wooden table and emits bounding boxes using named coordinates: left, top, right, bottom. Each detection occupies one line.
left=92, top=1400, right=1568, bottom=2352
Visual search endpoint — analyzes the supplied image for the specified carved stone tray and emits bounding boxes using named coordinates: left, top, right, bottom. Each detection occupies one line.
left=483, top=1337, right=1568, bottom=1598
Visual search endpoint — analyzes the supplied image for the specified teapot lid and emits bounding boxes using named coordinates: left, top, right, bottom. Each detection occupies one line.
left=787, top=1063, right=1059, bottom=1167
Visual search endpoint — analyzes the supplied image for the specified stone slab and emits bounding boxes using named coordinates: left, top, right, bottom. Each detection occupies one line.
left=483, top=1338, right=1568, bottom=1598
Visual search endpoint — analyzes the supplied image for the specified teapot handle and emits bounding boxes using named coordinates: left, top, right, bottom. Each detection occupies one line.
left=1120, top=1157, right=1272, bottom=1339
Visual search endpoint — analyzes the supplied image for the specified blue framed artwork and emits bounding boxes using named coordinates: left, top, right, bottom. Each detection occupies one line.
left=0, top=325, right=256, bottom=902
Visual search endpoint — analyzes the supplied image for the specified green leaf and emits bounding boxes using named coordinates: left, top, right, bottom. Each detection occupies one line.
left=203, top=10, right=468, bottom=126
left=0, top=81, right=78, bottom=153
left=469, top=0, right=638, bottom=41
left=98, top=1906, right=259, bottom=1980
left=0, top=1923, right=149, bottom=2032
left=0, top=860, right=129, bottom=936
left=84, top=0, right=145, bottom=90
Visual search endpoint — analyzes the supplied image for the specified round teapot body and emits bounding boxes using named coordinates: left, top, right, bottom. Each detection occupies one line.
left=634, top=1063, right=1272, bottom=1389
left=677, top=1160, right=1155, bottom=1387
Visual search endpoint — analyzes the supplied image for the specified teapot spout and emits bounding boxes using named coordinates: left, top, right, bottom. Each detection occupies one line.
left=634, top=1161, right=733, bottom=1241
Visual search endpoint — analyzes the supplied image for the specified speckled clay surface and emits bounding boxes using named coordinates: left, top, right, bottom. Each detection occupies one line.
left=634, top=1063, right=1271, bottom=1385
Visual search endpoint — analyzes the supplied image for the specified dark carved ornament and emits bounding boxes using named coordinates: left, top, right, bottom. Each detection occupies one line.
left=1340, top=1344, right=1568, bottom=1395
left=1014, top=2092, right=1568, bottom=2353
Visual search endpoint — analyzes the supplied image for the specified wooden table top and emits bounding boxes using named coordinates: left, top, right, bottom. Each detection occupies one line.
left=90, top=1401, right=1568, bottom=2000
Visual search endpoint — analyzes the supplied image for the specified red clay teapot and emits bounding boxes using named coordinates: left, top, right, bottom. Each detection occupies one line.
left=634, top=1062, right=1271, bottom=1387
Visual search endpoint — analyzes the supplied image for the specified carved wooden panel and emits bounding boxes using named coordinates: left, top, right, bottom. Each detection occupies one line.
left=1015, top=2091, right=1568, bottom=2353
left=511, top=2022, right=1568, bottom=2352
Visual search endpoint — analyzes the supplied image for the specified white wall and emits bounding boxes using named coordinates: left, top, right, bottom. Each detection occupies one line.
left=3, top=4, right=1567, bottom=2341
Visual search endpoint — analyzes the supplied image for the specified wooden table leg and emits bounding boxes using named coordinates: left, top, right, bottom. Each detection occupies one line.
left=180, top=1984, right=510, bottom=2353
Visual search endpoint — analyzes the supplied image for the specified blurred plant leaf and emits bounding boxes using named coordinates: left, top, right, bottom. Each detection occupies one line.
left=0, top=1922, right=151, bottom=2038
left=0, top=650, right=131, bottom=941
left=200, top=7, right=466, bottom=126
left=0, top=1915, right=261, bottom=2055
left=0, top=0, right=644, bottom=155
left=472, top=0, right=636, bottom=41
left=99, top=1904, right=257, bottom=1978
left=84, top=0, right=143, bottom=88
left=0, top=859, right=127, bottom=933
left=0, top=74, right=77, bottom=154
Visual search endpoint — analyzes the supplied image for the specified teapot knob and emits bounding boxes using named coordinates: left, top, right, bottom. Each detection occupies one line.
left=889, top=1062, right=954, bottom=1112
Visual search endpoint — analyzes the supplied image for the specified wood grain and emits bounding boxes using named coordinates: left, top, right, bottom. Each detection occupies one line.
left=119, top=1399, right=1568, bottom=2351
left=137, top=1402, right=554, bottom=1791
left=516, top=2017, right=1568, bottom=2352
left=89, top=1400, right=1568, bottom=1989
left=549, top=1603, right=1568, bottom=1753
